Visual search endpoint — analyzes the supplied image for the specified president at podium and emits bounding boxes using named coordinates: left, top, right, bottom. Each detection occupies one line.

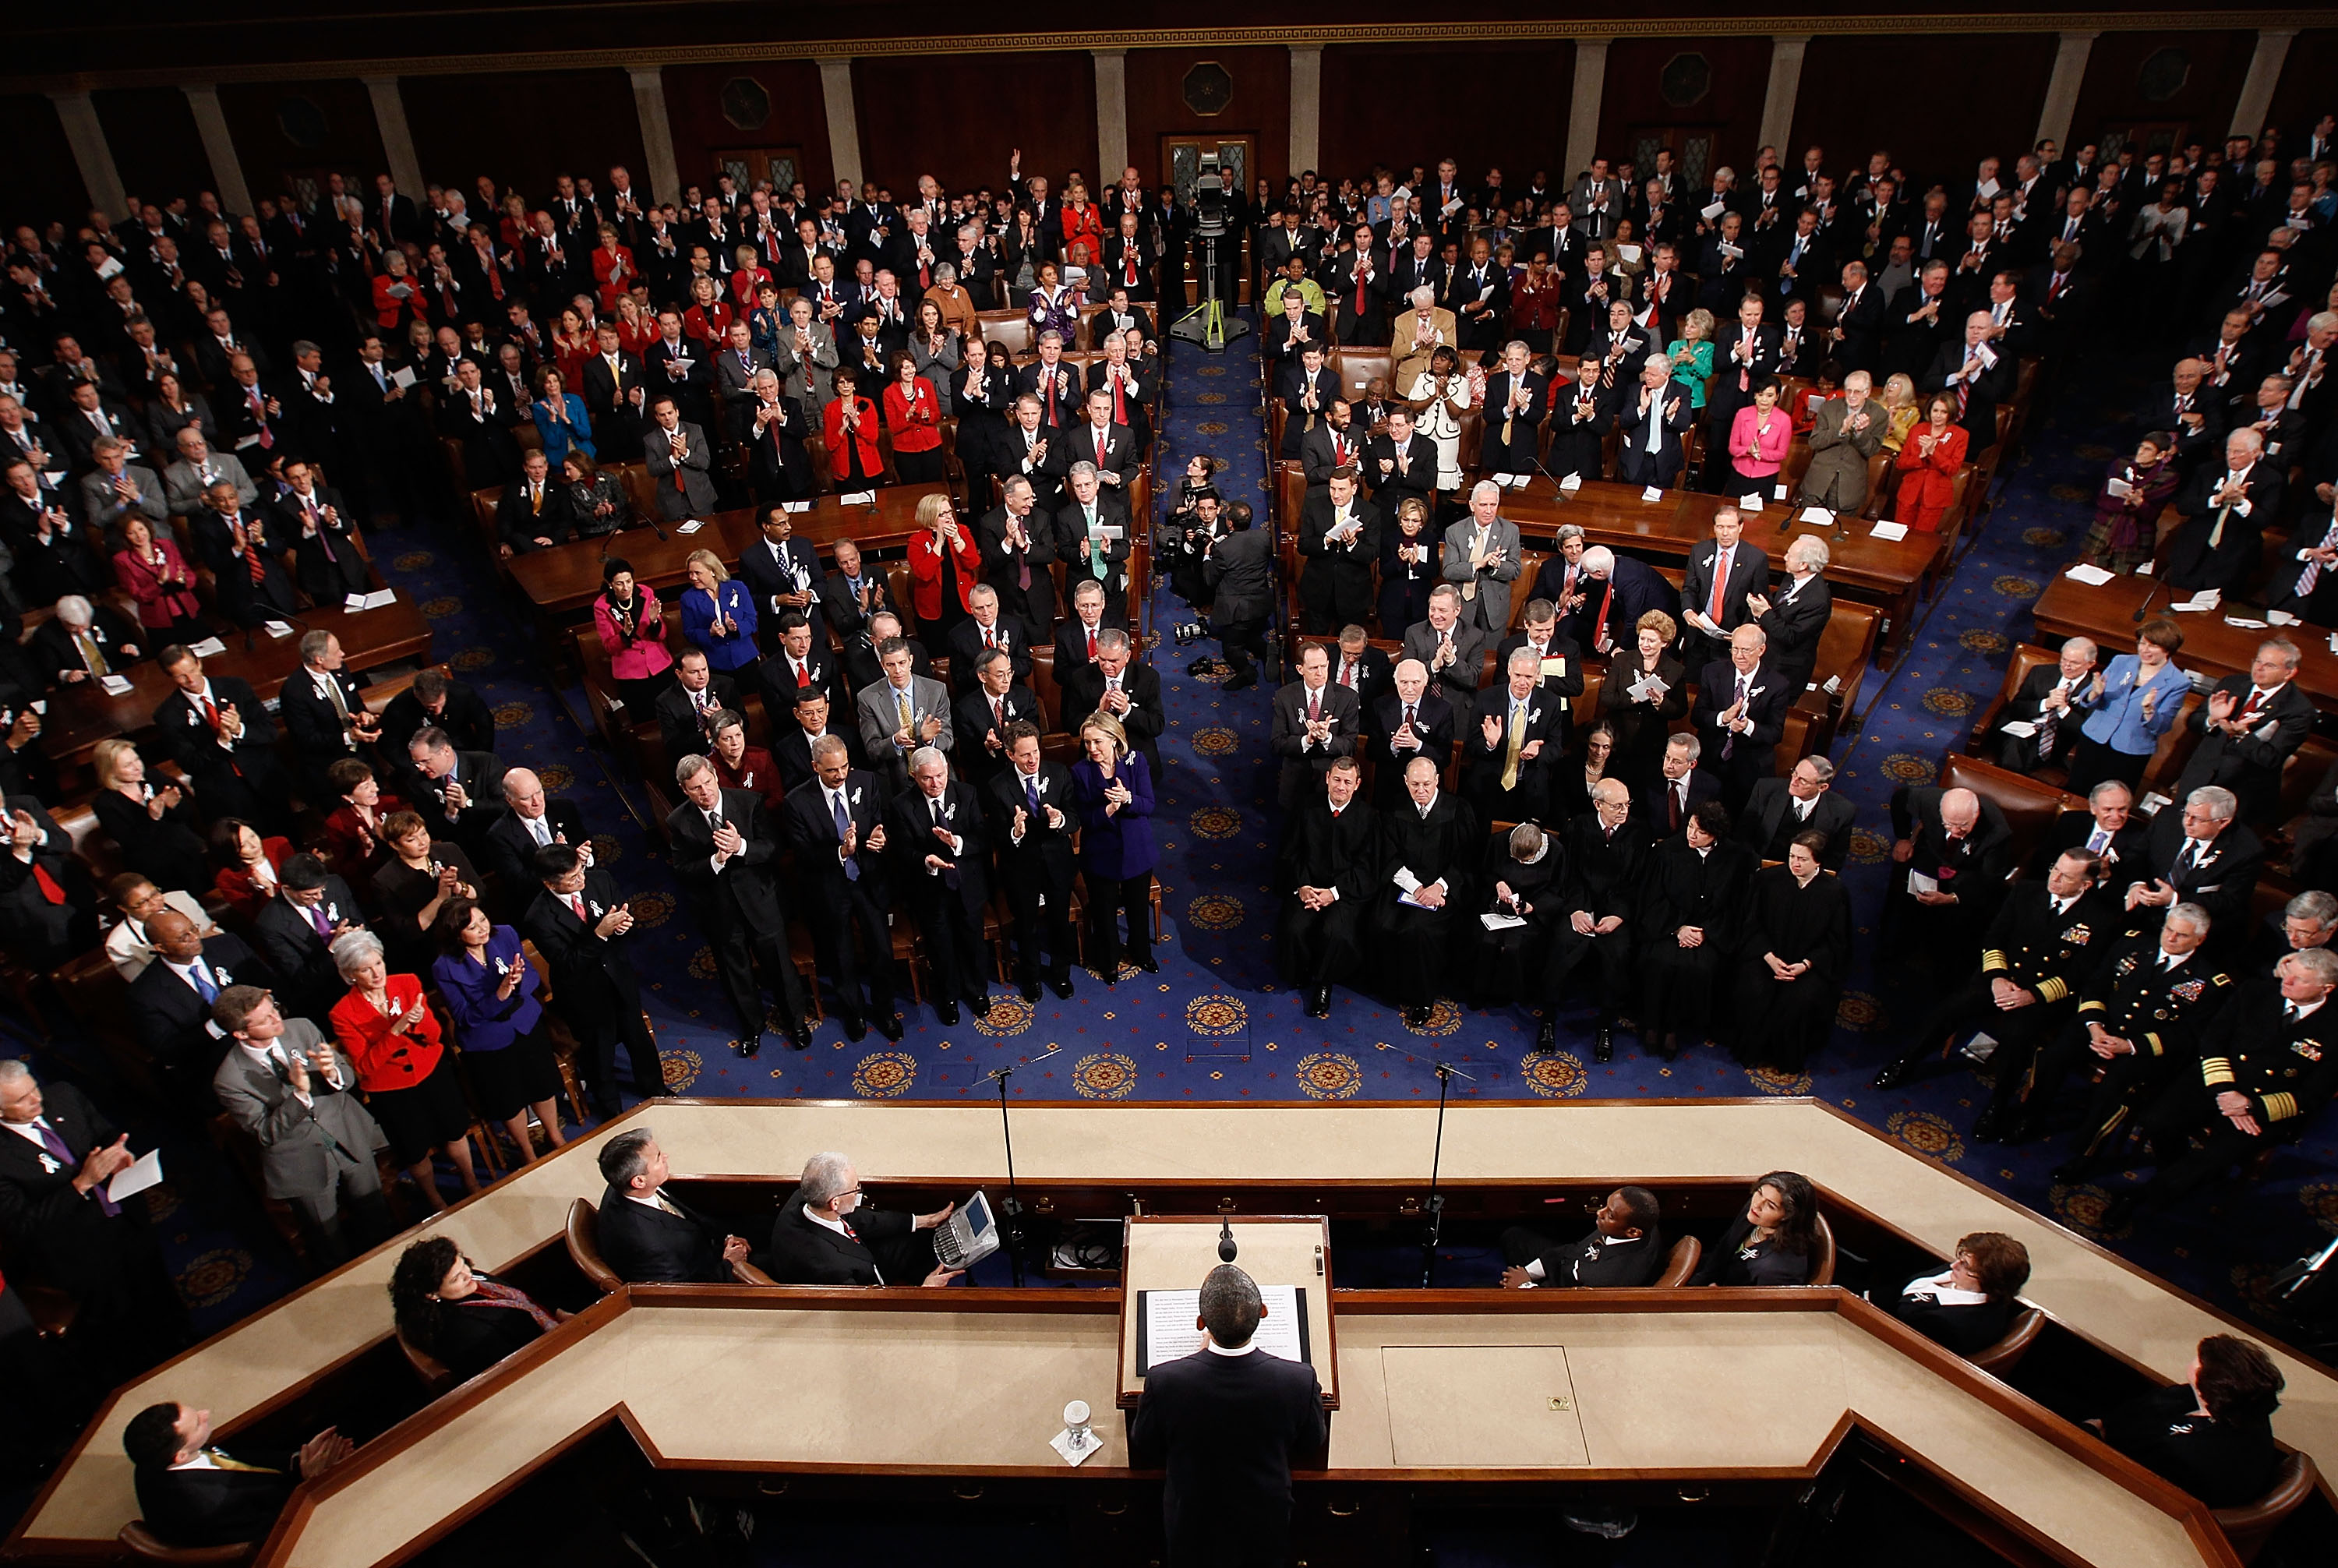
left=1128, top=1264, right=1330, bottom=1567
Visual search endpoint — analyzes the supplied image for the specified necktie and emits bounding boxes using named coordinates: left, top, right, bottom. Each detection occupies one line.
left=2241, top=688, right=2266, bottom=722
left=992, top=696, right=1006, bottom=733
left=2086, top=827, right=2109, bottom=854
left=188, top=962, right=218, bottom=1003
left=830, top=793, right=860, bottom=882
left=1086, top=627, right=1097, bottom=660
left=307, top=900, right=334, bottom=939
left=1306, top=687, right=1321, bottom=724
left=1723, top=676, right=1750, bottom=759
left=33, top=1121, right=118, bottom=1216
left=74, top=630, right=107, bottom=677
left=2174, top=840, right=2199, bottom=880
left=895, top=688, right=915, bottom=741
left=530, top=815, right=552, bottom=846
left=1501, top=704, right=1526, bottom=791
left=235, top=521, right=267, bottom=584
left=1670, top=779, right=1684, bottom=831
left=1707, top=549, right=1730, bottom=624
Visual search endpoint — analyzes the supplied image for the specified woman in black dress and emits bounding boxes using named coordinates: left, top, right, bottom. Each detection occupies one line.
left=1879, top=1231, right=2030, bottom=1358
left=90, top=738, right=207, bottom=895
left=1598, top=609, right=1688, bottom=789
left=2093, top=1334, right=2284, bottom=1507
left=1635, top=800, right=1756, bottom=1058
left=1550, top=722, right=1619, bottom=823
left=369, top=810, right=482, bottom=976
left=1376, top=496, right=1441, bottom=637
left=389, top=1234, right=566, bottom=1383
left=1692, top=1171, right=1820, bottom=1287
left=1730, top=831, right=1851, bottom=1072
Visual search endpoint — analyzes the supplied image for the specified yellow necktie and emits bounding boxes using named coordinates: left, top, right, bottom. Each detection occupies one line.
left=1501, top=705, right=1525, bottom=792
left=76, top=631, right=108, bottom=677
left=203, top=1450, right=281, bottom=1474
left=897, top=689, right=913, bottom=735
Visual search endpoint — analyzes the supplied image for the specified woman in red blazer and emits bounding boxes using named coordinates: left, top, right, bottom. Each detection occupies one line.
left=823, top=367, right=885, bottom=487
left=591, top=225, right=636, bottom=315
left=209, top=819, right=294, bottom=924
left=327, top=929, right=479, bottom=1211
left=1893, top=393, right=1969, bottom=531
left=906, top=491, right=980, bottom=639
left=317, top=758, right=409, bottom=884
left=371, top=249, right=424, bottom=330
left=112, top=515, right=205, bottom=641
left=881, top=351, right=947, bottom=484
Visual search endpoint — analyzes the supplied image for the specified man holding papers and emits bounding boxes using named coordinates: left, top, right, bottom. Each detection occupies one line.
left=1919, top=311, right=2015, bottom=453
left=1130, top=1264, right=1326, bottom=1568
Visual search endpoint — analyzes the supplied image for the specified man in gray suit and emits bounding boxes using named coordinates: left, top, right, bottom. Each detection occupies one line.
left=712, top=320, right=772, bottom=438
left=1401, top=582, right=1493, bottom=705
left=772, top=296, right=838, bottom=408
left=1204, top=501, right=1276, bottom=689
left=161, top=427, right=258, bottom=522
left=210, top=985, right=389, bottom=1268
left=1799, top=372, right=1885, bottom=514
left=76, top=437, right=168, bottom=536
left=1442, top=481, right=1524, bottom=634
left=1570, top=160, right=1623, bottom=238
left=855, top=636, right=953, bottom=791
left=643, top=394, right=719, bottom=520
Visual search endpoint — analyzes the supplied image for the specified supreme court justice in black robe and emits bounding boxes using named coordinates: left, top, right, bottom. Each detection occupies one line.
left=1275, top=757, right=1377, bottom=1019
left=1635, top=802, right=1755, bottom=1058
left=1730, top=832, right=1851, bottom=1071
left=1372, top=757, right=1477, bottom=1028
left=1468, top=821, right=1561, bottom=1008
left=1537, top=777, right=1644, bottom=1061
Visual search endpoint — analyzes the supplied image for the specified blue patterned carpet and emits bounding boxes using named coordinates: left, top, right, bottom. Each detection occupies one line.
left=9, top=316, right=2333, bottom=1358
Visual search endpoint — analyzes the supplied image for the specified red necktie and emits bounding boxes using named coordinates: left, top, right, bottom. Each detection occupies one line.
left=1086, top=627, right=1097, bottom=659
left=1111, top=376, right=1125, bottom=425
left=248, top=387, right=273, bottom=448
left=235, top=522, right=266, bottom=583
left=795, top=660, right=811, bottom=689
left=2241, top=689, right=2265, bottom=720
left=1354, top=263, right=1367, bottom=315
left=992, top=697, right=1005, bottom=731
left=1592, top=582, right=1613, bottom=648
left=1307, top=689, right=1321, bottom=723
left=567, top=893, right=587, bottom=921
left=1707, top=549, right=1729, bottom=623
left=30, top=862, right=65, bottom=905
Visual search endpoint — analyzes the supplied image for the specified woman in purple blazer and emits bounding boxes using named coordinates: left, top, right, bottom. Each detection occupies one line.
left=430, top=898, right=567, bottom=1164
left=1071, top=712, right=1158, bottom=983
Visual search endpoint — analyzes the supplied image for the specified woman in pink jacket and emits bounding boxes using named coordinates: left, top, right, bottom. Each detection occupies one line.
left=1718, top=376, right=1792, bottom=499
left=593, top=556, right=674, bottom=711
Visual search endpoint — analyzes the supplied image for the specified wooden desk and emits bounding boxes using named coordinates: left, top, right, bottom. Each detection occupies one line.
left=2031, top=570, right=2338, bottom=716
left=256, top=1291, right=2216, bottom=1568
left=16, top=1100, right=2334, bottom=1560
left=503, top=484, right=954, bottom=620
left=1498, top=476, right=1938, bottom=666
left=1117, top=1217, right=1337, bottom=1408
left=35, top=595, right=435, bottom=773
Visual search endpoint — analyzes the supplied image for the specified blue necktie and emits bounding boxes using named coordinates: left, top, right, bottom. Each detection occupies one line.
left=1026, top=775, right=1041, bottom=816
left=832, top=793, right=859, bottom=882
left=190, top=964, right=218, bottom=1003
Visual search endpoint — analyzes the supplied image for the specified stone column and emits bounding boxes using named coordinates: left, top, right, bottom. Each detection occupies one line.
left=1563, top=41, right=1609, bottom=183
left=362, top=76, right=425, bottom=200
left=2035, top=33, right=2097, bottom=153
left=818, top=57, right=863, bottom=192
left=182, top=85, right=253, bottom=215
left=48, top=91, right=126, bottom=217
left=1757, top=37, right=1810, bottom=158
left=628, top=66, right=683, bottom=209
left=1093, top=49, right=1128, bottom=181
left=1288, top=44, right=1323, bottom=178
left=2229, top=29, right=2297, bottom=140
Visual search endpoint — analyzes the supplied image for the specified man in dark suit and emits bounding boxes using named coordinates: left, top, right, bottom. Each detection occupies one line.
left=1270, top=643, right=1361, bottom=810
left=123, top=1400, right=352, bottom=1549
left=520, top=843, right=662, bottom=1116
left=1276, top=755, right=1379, bottom=1019
left=1678, top=506, right=1770, bottom=673
left=1363, top=405, right=1437, bottom=516
left=979, top=477, right=1061, bottom=641
left=2026, top=782, right=2147, bottom=882
left=581, top=325, right=645, bottom=460
left=1054, top=464, right=1132, bottom=625
left=0, top=1061, right=187, bottom=1384
left=592, top=1128, right=750, bottom=1283
left=1990, top=636, right=2099, bottom=775
left=1739, top=758, right=1856, bottom=870
left=1295, top=469, right=1379, bottom=634
left=493, top=449, right=574, bottom=556
left=277, top=631, right=380, bottom=799
left=1058, top=630, right=1164, bottom=776
left=2160, top=429, right=2283, bottom=594
left=668, top=759, right=812, bottom=1055
left=26, top=595, right=141, bottom=688
left=2120, top=785, right=2266, bottom=951
left=1366, top=659, right=1453, bottom=811
left=955, top=649, right=1042, bottom=789
left=188, top=481, right=298, bottom=630
left=1539, top=779, right=1645, bottom=1059
left=736, top=509, right=825, bottom=652
left=765, top=1151, right=958, bottom=1286
left=131, top=909, right=277, bottom=1108
left=0, top=796, right=96, bottom=968
left=655, top=648, right=741, bottom=770
left=885, top=747, right=995, bottom=1026
left=478, top=767, right=588, bottom=911
left=945, top=585, right=1032, bottom=695
left=436, top=359, right=522, bottom=488
left=1636, top=732, right=1724, bottom=841
left=1208, top=503, right=1277, bottom=690
left=1884, top=784, right=2015, bottom=969
left=1920, top=310, right=2017, bottom=453
left=986, top=722, right=1078, bottom=1001
left=1297, top=399, right=1366, bottom=490
left=1400, top=584, right=1492, bottom=707
left=782, top=739, right=902, bottom=1041
left=1747, top=535, right=1831, bottom=697
left=1830, top=260, right=1888, bottom=375
left=1323, top=627, right=1394, bottom=711
left=1500, top=1186, right=1666, bottom=1288
left=771, top=687, right=856, bottom=796
left=2139, top=358, right=2227, bottom=477
left=2170, top=638, right=2315, bottom=828
left=1690, top=625, right=1793, bottom=814
left=401, top=726, right=507, bottom=854
left=1556, top=546, right=1671, bottom=659
left=1128, top=1264, right=1329, bottom=1568
left=379, top=668, right=496, bottom=756
left=250, top=856, right=365, bottom=1022
left=1464, top=649, right=1566, bottom=826
left=756, top=617, right=843, bottom=726
left=1614, top=351, right=1696, bottom=489
left=154, top=645, right=288, bottom=831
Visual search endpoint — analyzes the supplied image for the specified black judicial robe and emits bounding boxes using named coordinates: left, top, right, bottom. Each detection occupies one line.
left=1275, top=796, right=1379, bottom=986
left=1731, top=863, right=1851, bottom=1069
left=1373, top=791, right=1478, bottom=1003
left=1637, top=835, right=1756, bottom=1037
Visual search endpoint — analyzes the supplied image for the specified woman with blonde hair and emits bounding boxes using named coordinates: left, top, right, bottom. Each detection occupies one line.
left=678, top=548, right=758, bottom=673
left=1072, top=712, right=1158, bottom=984
left=1666, top=307, right=1716, bottom=412
left=1598, top=609, right=1687, bottom=786
left=1877, top=372, right=1922, bottom=454
left=907, top=490, right=980, bottom=641
left=90, top=737, right=207, bottom=893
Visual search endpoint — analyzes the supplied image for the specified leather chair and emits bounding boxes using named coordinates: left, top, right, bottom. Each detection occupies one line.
left=1936, top=753, right=2083, bottom=879
left=1967, top=1304, right=2044, bottom=1376
left=1963, top=642, right=2061, bottom=761
left=117, top=1522, right=252, bottom=1564
left=566, top=1197, right=622, bottom=1293
left=2213, top=1451, right=2319, bottom=1565
left=395, top=1326, right=456, bottom=1395
left=1805, top=1210, right=1837, bottom=1287
left=1654, top=1234, right=1701, bottom=1286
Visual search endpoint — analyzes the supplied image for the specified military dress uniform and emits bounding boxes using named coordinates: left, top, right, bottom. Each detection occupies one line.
left=2021, top=926, right=2234, bottom=1165
left=2112, top=983, right=2338, bottom=1217
left=1879, top=882, right=2110, bottom=1136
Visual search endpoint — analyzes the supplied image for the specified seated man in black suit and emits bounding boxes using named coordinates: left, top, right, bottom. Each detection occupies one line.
left=764, top=1150, right=959, bottom=1286
left=1128, top=1264, right=1328, bottom=1568
left=2119, top=784, right=2264, bottom=952
left=1636, top=732, right=1722, bottom=842
left=1499, top=1186, right=1666, bottom=1288
left=2170, top=636, right=2314, bottom=828
left=379, top=668, right=496, bottom=756
left=1875, top=1231, right=2031, bottom=1356
left=494, top=447, right=574, bottom=556
left=123, top=1400, right=353, bottom=1549
left=2025, top=778, right=2144, bottom=880
left=27, top=593, right=142, bottom=688
left=1738, top=756, right=1857, bottom=871
left=1883, top=783, right=2013, bottom=970
left=592, top=1127, right=753, bottom=1284
left=1990, top=636, right=2097, bottom=775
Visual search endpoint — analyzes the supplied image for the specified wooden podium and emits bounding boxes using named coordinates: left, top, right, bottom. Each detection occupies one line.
left=1114, top=1215, right=1338, bottom=1411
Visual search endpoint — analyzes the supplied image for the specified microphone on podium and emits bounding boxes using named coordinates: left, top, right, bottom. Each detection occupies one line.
left=1217, top=1219, right=1238, bottom=1263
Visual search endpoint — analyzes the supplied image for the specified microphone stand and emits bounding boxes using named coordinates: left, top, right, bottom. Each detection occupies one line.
left=1419, top=1058, right=1475, bottom=1287
left=983, top=1045, right=1060, bottom=1287
left=2131, top=577, right=2161, bottom=624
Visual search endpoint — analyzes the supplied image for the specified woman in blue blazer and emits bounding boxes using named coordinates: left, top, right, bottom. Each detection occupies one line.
left=530, top=367, right=596, bottom=468
left=2067, top=619, right=2192, bottom=793
left=430, top=898, right=567, bottom=1161
left=1072, top=712, right=1159, bottom=984
left=679, top=549, right=760, bottom=673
